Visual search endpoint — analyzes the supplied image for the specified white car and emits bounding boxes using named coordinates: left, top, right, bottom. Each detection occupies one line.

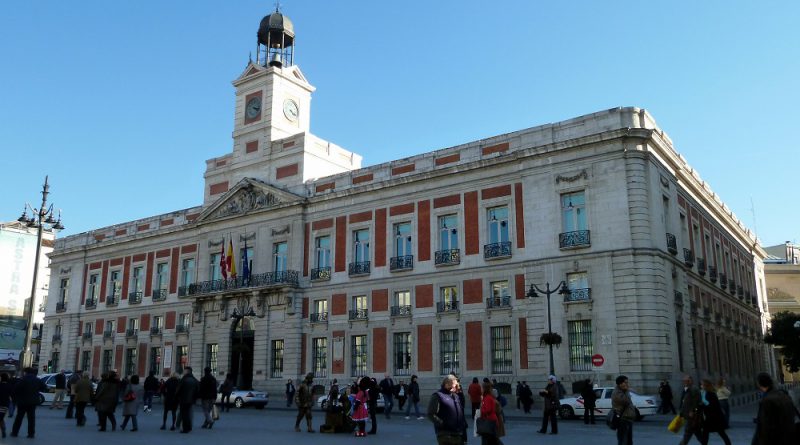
left=558, top=387, right=656, bottom=420
left=215, top=388, right=269, bottom=409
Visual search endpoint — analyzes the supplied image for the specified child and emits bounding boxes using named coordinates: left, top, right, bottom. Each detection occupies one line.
left=352, top=378, right=370, bottom=437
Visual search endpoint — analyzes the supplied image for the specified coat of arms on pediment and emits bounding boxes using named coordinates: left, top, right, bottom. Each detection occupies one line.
left=197, top=178, right=303, bottom=223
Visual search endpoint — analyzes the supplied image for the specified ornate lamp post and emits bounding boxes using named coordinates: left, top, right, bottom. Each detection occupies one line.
left=230, top=298, right=255, bottom=388
left=526, top=281, right=570, bottom=376
left=17, top=176, right=64, bottom=370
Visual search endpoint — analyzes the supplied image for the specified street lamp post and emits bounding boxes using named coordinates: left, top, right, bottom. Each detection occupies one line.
left=230, top=299, right=255, bottom=388
left=17, top=176, right=64, bottom=370
left=526, top=281, right=570, bottom=376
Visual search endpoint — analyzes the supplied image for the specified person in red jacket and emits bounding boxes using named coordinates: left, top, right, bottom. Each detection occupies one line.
left=479, top=381, right=501, bottom=445
left=467, top=378, right=482, bottom=419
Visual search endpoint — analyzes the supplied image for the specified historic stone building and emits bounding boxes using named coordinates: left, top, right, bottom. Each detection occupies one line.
left=41, top=10, right=772, bottom=398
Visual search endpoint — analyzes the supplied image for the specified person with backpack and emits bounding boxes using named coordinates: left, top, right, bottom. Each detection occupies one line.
left=537, top=375, right=562, bottom=434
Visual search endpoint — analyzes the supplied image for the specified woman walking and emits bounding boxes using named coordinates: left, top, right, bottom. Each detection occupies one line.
left=120, top=375, right=143, bottom=431
left=715, top=378, right=731, bottom=429
left=160, top=373, right=180, bottom=430
left=478, top=381, right=502, bottom=445
left=700, top=379, right=732, bottom=445
left=352, top=379, right=370, bottom=437
left=219, top=373, right=235, bottom=412
left=94, top=371, right=120, bottom=432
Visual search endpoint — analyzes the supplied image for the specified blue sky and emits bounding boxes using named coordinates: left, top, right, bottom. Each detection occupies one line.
left=1, top=1, right=798, bottom=248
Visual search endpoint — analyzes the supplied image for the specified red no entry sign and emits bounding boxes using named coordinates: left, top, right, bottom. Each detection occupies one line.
left=591, top=354, right=605, bottom=367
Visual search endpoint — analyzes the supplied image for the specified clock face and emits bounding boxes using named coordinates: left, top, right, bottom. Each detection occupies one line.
left=283, top=99, right=299, bottom=122
left=245, top=97, right=262, bottom=119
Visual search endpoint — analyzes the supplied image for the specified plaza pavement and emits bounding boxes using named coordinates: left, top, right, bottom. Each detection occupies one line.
left=7, top=399, right=763, bottom=444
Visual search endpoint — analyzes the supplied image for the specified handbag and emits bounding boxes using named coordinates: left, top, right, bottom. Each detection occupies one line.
left=606, top=409, right=621, bottom=430
left=668, top=414, right=685, bottom=433
left=476, top=417, right=496, bottom=436
left=212, top=403, right=220, bottom=420
left=123, top=390, right=136, bottom=402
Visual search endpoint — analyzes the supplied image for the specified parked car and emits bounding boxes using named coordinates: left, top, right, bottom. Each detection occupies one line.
left=558, top=386, right=656, bottom=421
left=317, top=393, right=384, bottom=412
left=38, top=372, right=97, bottom=405
left=215, top=388, right=269, bottom=409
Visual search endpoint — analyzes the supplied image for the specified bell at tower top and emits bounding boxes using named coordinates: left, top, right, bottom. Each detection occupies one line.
left=256, top=9, right=295, bottom=68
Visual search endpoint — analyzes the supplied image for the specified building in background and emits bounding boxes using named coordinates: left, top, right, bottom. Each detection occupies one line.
left=40, top=10, right=772, bottom=399
left=764, top=241, right=800, bottom=382
left=0, top=221, right=54, bottom=373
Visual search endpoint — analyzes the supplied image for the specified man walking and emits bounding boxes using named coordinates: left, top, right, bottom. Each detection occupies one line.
left=176, top=366, right=199, bottom=433
left=294, top=373, right=315, bottom=433
left=427, top=374, right=468, bottom=445
left=611, top=375, right=635, bottom=445
left=72, top=372, right=93, bottom=427
left=10, top=368, right=47, bottom=438
left=51, top=369, right=67, bottom=409
left=379, top=373, right=395, bottom=419
left=143, top=371, right=159, bottom=413
left=199, top=367, right=218, bottom=429
left=65, top=370, right=81, bottom=418
left=678, top=375, right=702, bottom=445
left=537, top=375, right=562, bottom=434
left=285, top=378, right=296, bottom=408
left=753, top=372, right=796, bottom=445
left=581, top=378, right=597, bottom=424
left=659, top=380, right=676, bottom=414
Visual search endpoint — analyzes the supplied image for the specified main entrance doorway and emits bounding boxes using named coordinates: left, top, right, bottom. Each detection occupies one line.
left=230, top=318, right=255, bottom=389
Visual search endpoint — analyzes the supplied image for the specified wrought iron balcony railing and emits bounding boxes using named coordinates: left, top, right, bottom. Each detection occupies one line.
left=674, top=291, right=683, bottom=305
left=150, top=327, right=162, bottom=335
left=178, top=285, right=189, bottom=297
left=486, top=296, right=511, bottom=309
left=666, top=233, right=678, bottom=255
left=348, top=309, right=368, bottom=321
left=82, top=332, right=93, bottom=340
left=564, top=288, right=591, bottom=302
left=484, top=242, right=512, bottom=259
left=152, top=289, right=167, bottom=301
left=390, top=305, right=412, bottom=317
left=129, top=291, right=143, bottom=304
left=310, top=312, right=328, bottom=323
left=106, top=295, right=118, bottom=307
left=85, top=299, right=97, bottom=309
left=56, top=302, right=67, bottom=313
left=348, top=261, right=371, bottom=276
left=737, top=285, right=744, bottom=297
left=103, top=330, right=113, bottom=339
left=52, top=334, right=62, bottom=343
left=389, top=255, right=414, bottom=271
left=187, top=270, right=300, bottom=296
left=719, top=273, right=727, bottom=289
left=434, top=249, right=460, bottom=266
left=125, top=328, right=138, bottom=338
left=709, top=266, right=718, bottom=283
left=683, top=248, right=695, bottom=267
left=697, top=257, right=706, bottom=276
left=436, top=300, right=459, bottom=313
left=176, top=325, right=189, bottom=334
left=311, top=267, right=332, bottom=281
left=559, top=230, right=591, bottom=249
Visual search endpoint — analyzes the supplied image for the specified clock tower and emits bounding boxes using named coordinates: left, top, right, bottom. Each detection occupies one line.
left=231, top=9, right=313, bottom=150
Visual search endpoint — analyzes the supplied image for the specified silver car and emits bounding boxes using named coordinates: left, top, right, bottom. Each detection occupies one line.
left=216, top=388, right=269, bottom=409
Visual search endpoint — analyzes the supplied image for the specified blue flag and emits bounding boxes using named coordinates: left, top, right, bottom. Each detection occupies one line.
left=242, top=238, right=250, bottom=282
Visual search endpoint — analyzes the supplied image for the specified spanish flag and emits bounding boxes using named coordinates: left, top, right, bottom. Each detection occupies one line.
left=226, top=238, right=237, bottom=279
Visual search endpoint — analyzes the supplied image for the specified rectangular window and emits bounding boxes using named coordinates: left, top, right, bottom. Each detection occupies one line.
left=88, top=274, right=99, bottom=301
left=206, top=343, right=218, bottom=375
left=561, top=191, right=586, bottom=232
left=490, top=281, right=509, bottom=306
left=394, top=222, right=412, bottom=256
left=132, top=266, right=144, bottom=293
left=102, top=349, right=113, bottom=373
left=490, top=326, right=513, bottom=374
left=209, top=253, right=222, bottom=281
left=109, top=271, right=121, bottom=300
left=438, top=215, right=459, bottom=250
left=315, top=236, right=331, bottom=268
left=487, top=206, right=509, bottom=244
left=393, top=332, right=412, bottom=376
left=440, top=329, right=459, bottom=375
left=568, top=320, right=593, bottom=371
left=125, top=347, right=137, bottom=377
left=50, top=351, right=60, bottom=372
left=181, top=258, right=195, bottom=287
left=84, top=322, right=93, bottom=335
left=312, top=337, right=327, bottom=377
left=353, top=229, right=370, bottom=263
left=566, top=272, right=590, bottom=301
left=395, top=290, right=411, bottom=307
left=439, top=286, right=458, bottom=312
left=273, top=242, right=288, bottom=273
left=351, top=335, right=368, bottom=376
left=351, top=295, right=368, bottom=320
left=314, top=299, right=328, bottom=314
left=155, top=262, right=169, bottom=291
left=178, top=313, right=190, bottom=330
left=150, top=346, right=162, bottom=376
left=175, top=345, right=188, bottom=374
left=128, top=318, right=139, bottom=332
left=58, top=278, right=69, bottom=304
left=105, top=320, right=115, bottom=335
left=81, top=350, right=91, bottom=373
left=271, top=339, right=284, bottom=378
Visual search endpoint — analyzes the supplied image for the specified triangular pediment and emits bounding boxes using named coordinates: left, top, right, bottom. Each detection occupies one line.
left=197, top=178, right=305, bottom=224
left=235, top=62, right=266, bottom=81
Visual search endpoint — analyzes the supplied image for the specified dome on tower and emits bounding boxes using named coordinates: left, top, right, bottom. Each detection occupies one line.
left=257, top=11, right=295, bottom=45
